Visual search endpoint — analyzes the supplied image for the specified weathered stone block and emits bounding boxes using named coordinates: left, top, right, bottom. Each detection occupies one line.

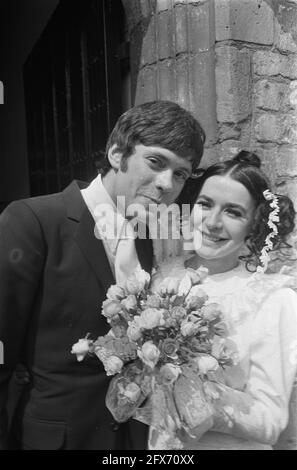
left=135, top=66, right=157, bottom=104
left=254, top=79, right=288, bottom=111
left=275, top=26, right=297, bottom=53
left=140, top=16, right=157, bottom=66
left=253, top=51, right=297, bottom=79
left=215, top=0, right=274, bottom=45
left=215, top=45, right=251, bottom=122
left=175, top=5, right=188, bottom=54
left=188, top=2, right=214, bottom=53
left=189, top=53, right=217, bottom=145
left=157, top=11, right=174, bottom=60
left=218, top=140, right=242, bottom=160
left=156, top=0, right=208, bottom=10
left=255, top=114, right=281, bottom=143
left=157, top=60, right=176, bottom=100
left=276, top=147, right=297, bottom=178
left=255, top=113, right=297, bottom=144
left=156, top=0, right=172, bottom=12
left=175, top=56, right=190, bottom=110
left=274, top=2, right=297, bottom=53
left=219, top=123, right=241, bottom=141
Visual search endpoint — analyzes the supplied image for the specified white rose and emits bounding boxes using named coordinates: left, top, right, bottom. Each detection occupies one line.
left=137, top=341, right=160, bottom=369
left=180, top=320, right=198, bottom=337
left=139, top=308, right=165, bottom=329
left=177, top=273, right=192, bottom=297
left=103, top=355, right=124, bottom=376
left=195, top=355, right=219, bottom=375
left=71, top=338, right=93, bottom=362
left=127, top=321, right=142, bottom=342
left=121, top=295, right=138, bottom=312
left=158, top=277, right=180, bottom=296
left=106, top=285, right=126, bottom=301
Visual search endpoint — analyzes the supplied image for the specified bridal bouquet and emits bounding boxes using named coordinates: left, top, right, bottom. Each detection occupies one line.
left=71, top=268, right=238, bottom=448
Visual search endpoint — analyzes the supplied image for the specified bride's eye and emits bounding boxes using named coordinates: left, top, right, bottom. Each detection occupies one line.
left=226, top=208, right=242, bottom=218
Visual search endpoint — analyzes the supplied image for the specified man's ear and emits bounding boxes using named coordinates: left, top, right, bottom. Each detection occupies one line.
left=107, top=144, right=122, bottom=171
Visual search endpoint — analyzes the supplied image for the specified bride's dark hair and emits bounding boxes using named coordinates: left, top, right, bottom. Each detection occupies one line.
left=177, top=150, right=296, bottom=271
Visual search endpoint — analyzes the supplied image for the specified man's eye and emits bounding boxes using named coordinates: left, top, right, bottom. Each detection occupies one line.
left=175, top=172, right=187, bottom=181
left=148, top=158, right=163, bottom=168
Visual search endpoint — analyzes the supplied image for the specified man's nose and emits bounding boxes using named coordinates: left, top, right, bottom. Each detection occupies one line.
left=155, top=169, right=174, bottom=192
left=205, top=209, right=223, bottom=229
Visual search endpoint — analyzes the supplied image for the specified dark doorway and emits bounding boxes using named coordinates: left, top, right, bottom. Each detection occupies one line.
left=24, top=0, right=127, bottom=196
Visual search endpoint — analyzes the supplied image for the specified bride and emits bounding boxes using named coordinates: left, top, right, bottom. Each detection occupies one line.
left=150, top=151, right=297, bottom=450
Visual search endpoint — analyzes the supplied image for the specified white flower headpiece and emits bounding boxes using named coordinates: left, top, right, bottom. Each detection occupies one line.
left=256, top=189, right=280, bottom=274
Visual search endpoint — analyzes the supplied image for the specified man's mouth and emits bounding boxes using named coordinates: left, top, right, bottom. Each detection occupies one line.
left=138, top=194, right=162, bottom=204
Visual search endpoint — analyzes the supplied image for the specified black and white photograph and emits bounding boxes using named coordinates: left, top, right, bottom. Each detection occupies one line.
left=0, top=0, right=297, bottom=454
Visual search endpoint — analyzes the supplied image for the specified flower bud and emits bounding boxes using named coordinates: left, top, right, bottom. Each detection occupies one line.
left=121, top=295, right=137, bottom=312
left=160, top=338, right=179, bottom=359
left=102, top=299, right=122, bottom=319
left=160, top=364, right=181, bottom=384
left=201, top=303, right=221, bottom=322
left=107, top=285, right=126, bottom=301
left=145, top=295, right=162, bottom=309
left=127, top=322, right=142, bottom=342
left=103, top=355, right=124, bottom=376
left=71, top=338, right=93, bottom=362
left=186, top=268, right=203, bottom=285
left=137, top=341, right=160, bottom=369
left=180, top=320, right=198, bottom=337
left=177, top=273, right=192, bottom=297
left=138, top=308, right=165, bottom=329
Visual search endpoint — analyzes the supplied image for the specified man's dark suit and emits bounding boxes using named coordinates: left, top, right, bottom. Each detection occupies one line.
left=0, top=181, right=153, bottom=449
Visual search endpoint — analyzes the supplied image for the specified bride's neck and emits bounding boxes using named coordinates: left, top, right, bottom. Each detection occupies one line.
left=185, top=254, right=239, bottom=275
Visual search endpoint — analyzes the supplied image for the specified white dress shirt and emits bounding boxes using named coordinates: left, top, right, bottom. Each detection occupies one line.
left=81, top=174, right=142, bottom=280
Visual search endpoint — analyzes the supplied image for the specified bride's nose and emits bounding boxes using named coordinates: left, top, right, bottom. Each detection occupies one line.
left=205, top=209, right=223, bottom=230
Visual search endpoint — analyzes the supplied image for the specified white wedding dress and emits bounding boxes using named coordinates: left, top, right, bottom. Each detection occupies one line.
left=149, top=255, right=297, bottom=450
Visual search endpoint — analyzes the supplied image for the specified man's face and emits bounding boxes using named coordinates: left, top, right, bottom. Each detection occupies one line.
left=108, top=144, right=193, bottom=211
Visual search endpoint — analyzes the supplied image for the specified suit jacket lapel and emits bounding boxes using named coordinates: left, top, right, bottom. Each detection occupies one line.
left=62, top=181, right=115, bottom=293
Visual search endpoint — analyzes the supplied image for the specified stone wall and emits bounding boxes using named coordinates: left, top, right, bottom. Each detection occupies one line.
left=122, top=0, right=297, bottom=206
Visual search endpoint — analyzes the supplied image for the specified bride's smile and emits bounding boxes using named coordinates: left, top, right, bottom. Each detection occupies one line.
left=192, top=175, right=255, bottom=273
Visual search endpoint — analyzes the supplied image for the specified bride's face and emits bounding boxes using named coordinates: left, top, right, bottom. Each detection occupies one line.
left=192, top=175, right=255, bottom=264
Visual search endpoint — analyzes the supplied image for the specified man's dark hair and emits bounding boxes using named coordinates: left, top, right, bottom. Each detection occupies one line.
left=97, top=100, right=205, bottom=176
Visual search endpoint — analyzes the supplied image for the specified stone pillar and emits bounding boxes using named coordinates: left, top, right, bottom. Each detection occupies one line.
left=122, top=0, right=218, bottom=163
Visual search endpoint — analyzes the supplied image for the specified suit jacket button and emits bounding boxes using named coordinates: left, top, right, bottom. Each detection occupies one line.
left=110, top=421, right=120, bottom=431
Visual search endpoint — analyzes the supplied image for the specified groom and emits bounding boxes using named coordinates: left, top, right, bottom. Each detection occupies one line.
left=0, top=100, right=205, bottom=450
